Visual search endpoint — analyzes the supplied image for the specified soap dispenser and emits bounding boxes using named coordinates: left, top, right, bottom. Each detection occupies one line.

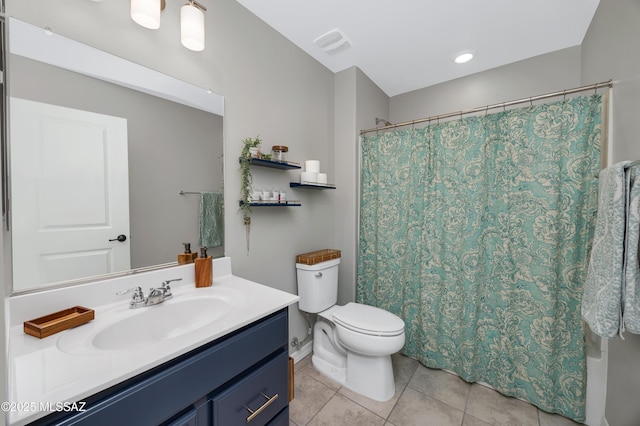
left=178, top=243, right=198, bottom=264
left=194, top=246, right=212, bottom=287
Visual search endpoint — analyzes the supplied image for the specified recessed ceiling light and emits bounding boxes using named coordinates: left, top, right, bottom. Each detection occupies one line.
left=454, top=51, right=474, bottom=64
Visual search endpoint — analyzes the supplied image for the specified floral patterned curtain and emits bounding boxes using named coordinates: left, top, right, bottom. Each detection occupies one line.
left=357, top=94, right=602, bottom=421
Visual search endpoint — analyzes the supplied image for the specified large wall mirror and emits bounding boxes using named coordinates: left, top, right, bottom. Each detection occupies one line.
left=6, top=18, right=225, bottom=294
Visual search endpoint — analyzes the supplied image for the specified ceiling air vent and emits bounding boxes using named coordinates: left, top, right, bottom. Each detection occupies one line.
left=313, top=28, right=351, bottom=54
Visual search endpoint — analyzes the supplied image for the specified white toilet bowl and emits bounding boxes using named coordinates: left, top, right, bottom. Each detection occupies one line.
left=333, top=302, right=405, bottom=355
left=311, top=303, right=405, bottom=401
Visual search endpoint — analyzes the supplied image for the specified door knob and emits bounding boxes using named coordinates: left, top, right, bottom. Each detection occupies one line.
left=109, top=234, right=127, bottom=242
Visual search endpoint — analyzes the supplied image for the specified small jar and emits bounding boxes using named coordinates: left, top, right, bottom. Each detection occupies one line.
left=271, top=145, right=288, bottom=162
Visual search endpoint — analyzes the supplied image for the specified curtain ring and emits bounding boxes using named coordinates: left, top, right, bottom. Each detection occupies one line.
left=529, top=97, right=533, bottom=107
left=460, top=111, right=463, bottom=121
left=563, top=90, right=567, bottom=101
left=594, top=84, right=598, bottom=94
left=502, top=102, right=506, bottom=112
left=485, top=105, right=489, bottom=116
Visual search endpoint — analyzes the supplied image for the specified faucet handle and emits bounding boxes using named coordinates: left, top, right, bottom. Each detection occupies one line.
left=160, top=278, right=181, bottom=298
left=116, top=286, right=144, bottom=303
left=161, top=278, right=182, bottom=287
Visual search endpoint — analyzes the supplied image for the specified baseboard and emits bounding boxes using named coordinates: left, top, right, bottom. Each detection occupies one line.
left=290, top=340, right=313, bottom=363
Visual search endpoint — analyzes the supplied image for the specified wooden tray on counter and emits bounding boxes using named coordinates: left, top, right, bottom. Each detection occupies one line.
left=24, top=306, right=95, bottom=339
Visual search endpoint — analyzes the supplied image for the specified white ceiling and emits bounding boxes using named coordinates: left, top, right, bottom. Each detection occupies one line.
left=236, top=0, right=601, bottom=97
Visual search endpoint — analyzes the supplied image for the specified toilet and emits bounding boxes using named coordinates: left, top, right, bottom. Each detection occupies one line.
left=296, top=257, right=405, bottom=402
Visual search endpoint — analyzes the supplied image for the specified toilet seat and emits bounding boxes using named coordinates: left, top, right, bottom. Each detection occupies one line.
left=332, top=302, right=404, bottom=337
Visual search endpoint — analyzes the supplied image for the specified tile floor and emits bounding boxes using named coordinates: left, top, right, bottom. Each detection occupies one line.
left=289, top=353, right=582, bottom=426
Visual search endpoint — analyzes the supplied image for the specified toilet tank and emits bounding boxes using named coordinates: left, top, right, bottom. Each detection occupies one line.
left=296, top=258, right=340, bottom=313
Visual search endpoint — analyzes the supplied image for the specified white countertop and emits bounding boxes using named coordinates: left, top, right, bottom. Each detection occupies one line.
left=6, top=258, right=299, bottom=425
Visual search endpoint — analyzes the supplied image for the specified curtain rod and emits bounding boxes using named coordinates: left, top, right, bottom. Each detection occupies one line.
left=360, top=80, right=613, bottom=135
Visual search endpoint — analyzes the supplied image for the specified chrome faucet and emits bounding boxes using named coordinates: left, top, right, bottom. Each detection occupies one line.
left=117, top=278, right=182, bottom=309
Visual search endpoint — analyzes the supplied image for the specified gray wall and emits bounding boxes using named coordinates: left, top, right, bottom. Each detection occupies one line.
left=581, top=1, right=640, bottom=425
left=334, top=67, right=389, bottom=305
left=8, top=55, right=224, bottom=274
left=390, top=46, right=582, bottom=123
left=334, top=67, right=359, bottom=305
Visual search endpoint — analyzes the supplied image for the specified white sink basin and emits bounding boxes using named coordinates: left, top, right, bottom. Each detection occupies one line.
left=92, top=297, right=231, bottom=351
left=57, top=288, right=244, bottom=354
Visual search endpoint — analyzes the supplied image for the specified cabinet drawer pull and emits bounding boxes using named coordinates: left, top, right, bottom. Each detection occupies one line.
left=245, top=392, right=279, bottom=422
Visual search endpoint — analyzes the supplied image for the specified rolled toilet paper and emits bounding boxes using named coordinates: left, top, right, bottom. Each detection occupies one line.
left=305, top=160, right=320, bottom=173
left=317, top=173, right=328, bottom=184
left=301, top=171, right=318, bottom=183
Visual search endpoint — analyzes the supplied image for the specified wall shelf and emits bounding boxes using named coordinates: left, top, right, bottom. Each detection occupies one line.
left=239, top=201, right=302, bottom=207
left=239, top=157, right=301, bottom=170
left=290, top=182, right=336, bottom=190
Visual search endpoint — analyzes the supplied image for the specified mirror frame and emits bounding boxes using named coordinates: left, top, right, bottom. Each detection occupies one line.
left=5, top=17, right=225, bottom=295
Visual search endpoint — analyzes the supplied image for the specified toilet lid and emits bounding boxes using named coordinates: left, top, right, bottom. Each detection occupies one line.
left=332, top=303, right=405, bottom=336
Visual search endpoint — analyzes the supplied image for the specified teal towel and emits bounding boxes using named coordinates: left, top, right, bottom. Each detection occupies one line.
left=199, top=192, right=224, bottom=248
left=582, top=162, right=629, bottom=337
left=624, top=165, right=640, bottom=334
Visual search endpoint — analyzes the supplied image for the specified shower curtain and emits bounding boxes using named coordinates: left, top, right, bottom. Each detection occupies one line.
left=357, top=94, right=602, bottom=421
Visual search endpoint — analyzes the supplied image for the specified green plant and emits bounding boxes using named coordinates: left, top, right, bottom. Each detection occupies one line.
left=240, top=136, right=261, bottom=254
left=239, top=136, right=261, bottom=218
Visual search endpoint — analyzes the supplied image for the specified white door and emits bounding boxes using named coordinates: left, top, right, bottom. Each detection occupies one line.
left=10, top=97, right=130, bottom=290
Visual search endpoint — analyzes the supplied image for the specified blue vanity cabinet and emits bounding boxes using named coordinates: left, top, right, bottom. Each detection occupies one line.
left=29, top=309, right=290, bottom=426
left=212, top=351, right=288, bottom=424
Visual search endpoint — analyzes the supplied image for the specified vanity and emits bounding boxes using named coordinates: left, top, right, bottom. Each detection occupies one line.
left=6, top=258, right=299, bottom=425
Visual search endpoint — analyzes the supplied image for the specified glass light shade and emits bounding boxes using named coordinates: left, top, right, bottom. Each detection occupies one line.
left=131, top=0, right=161, bottom=30
left=181, top=4, right=205, bottom=51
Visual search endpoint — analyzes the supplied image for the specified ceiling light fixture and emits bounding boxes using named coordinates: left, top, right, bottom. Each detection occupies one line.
left=180, top=1, right=206, bottom=51
left=454, top=51, right=474, bottom=64
left=130, top=0, right=207, bottom=51
left=131, top=0, right=162, bottom=29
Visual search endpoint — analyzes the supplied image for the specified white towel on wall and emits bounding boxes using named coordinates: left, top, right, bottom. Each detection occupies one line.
left=623, top=165, right=640, bottom=333
left=581, top=162, right=629, bottom=338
